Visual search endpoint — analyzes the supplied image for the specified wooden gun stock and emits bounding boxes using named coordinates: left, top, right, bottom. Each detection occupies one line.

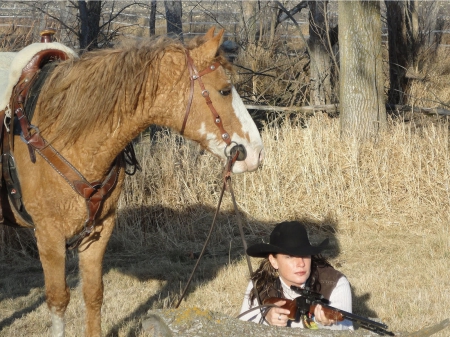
left=263, top=297, right=298, bottom=320
left=263, top=297, right=344, bottom=321
left=263, top=296, right=391, bottom=335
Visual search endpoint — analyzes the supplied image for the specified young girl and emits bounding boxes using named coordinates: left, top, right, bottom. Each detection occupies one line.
left=239, top=221, right=353, bottom=330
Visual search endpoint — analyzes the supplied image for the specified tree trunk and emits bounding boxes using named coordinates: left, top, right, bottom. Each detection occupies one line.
left=149, top=0, right=157, bottom=36
left=164, top=0, right=183, bottom=40
left=78, top=0, right=102, bottom=51
left=338, top=1, right=386, bottom=140
left=58, top=1, right=72, bottom=44
left=308, top=1, right=331, bottom=105
left=240, top=1, right=257, bottom=45
left=407, top=0, right=419, bottom=66
left=385, top=1, right=409, bottom=104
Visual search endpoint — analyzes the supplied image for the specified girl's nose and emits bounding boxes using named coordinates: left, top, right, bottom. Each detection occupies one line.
left=296, top=257, right=305, bottom=267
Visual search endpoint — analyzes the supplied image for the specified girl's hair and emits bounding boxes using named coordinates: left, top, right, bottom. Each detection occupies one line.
left=249, top=254, right=332, bottom=304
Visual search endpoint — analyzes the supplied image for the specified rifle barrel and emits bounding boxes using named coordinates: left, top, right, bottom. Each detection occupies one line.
left=321, top=303, right=388, bottom=330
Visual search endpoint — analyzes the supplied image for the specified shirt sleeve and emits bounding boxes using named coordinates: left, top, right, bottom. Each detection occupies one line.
left=324, top=276, right=354, bottom=330
left=238, top=280, right=268, bottom=325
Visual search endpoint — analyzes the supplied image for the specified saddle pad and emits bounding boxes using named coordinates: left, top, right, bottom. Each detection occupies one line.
left=0, top=42, right=78, bottom=111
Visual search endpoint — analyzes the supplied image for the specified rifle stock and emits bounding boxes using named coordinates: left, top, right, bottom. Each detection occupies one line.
left=263, top=297, right=298, bottom=320
left=263, top=297, right=344, bottom=321
left=263, top=296, right=393, bottom=336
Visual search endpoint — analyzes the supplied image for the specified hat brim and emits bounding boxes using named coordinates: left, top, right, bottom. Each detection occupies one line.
left=246, top=238, right=329, bottom=258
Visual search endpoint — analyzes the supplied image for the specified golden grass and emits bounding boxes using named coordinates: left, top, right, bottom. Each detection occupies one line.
left=3, top=115, right=450, bottom=335
left=3, top=15, right=450, bottom=334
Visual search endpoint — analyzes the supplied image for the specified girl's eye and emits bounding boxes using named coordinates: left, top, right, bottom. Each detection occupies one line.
left=219, top=89, right=232, bottom=96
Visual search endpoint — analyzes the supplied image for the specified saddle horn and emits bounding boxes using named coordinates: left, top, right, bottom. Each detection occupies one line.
left=40, top=29, right=56, bottom=43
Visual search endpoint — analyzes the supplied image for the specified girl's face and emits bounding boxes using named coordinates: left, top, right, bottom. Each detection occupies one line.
left=268, top=254, right=312, bottom=287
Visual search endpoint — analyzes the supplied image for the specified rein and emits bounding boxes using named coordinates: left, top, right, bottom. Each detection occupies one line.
left=175, top=150, right=257, bottom=309
left=175, top=50, right=255, bottom=309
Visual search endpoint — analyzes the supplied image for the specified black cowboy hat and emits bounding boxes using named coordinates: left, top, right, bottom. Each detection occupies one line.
left=246, top=221, right=329, bottom=258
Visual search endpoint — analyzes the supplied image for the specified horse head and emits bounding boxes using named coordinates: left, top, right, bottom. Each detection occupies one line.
left=177, top=28, right=264, bottom=173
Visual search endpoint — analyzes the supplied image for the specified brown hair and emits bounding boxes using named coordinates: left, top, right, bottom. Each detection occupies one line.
left=249, top=254, right=332, bottom=304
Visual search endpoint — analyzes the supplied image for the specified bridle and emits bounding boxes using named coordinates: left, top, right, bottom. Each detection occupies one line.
left=181, top=49, right=246, bottom=161
left=175, top=52, right=255, bottom=310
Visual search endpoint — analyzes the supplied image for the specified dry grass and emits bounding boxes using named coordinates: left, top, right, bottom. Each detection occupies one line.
left=2, top=115, right=450, bottom=336
left=3, top=11, right=450, bottom=336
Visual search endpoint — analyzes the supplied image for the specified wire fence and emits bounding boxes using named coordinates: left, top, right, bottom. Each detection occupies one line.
left=0, top=0, right=310, bottom=50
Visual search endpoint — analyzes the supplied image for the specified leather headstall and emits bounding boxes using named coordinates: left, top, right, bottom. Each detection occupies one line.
left=181, top=50, right=232, bottom=147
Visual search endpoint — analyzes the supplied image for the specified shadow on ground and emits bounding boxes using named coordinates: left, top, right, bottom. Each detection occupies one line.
left=0, top=204, right=379, bottom=335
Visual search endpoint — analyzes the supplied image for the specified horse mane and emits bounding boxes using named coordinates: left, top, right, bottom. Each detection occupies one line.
left=37, top=34, right=232, bottom=144
left=37, top=36, right=186, bottom=144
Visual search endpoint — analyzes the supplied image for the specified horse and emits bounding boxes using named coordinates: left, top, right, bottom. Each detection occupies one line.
left=2, top=27, right=264, bottom=336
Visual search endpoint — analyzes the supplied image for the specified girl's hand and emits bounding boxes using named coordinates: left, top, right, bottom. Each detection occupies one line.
left=314, top=304, right=336, bottom=326
left=265, top=300, right=291, bottom=326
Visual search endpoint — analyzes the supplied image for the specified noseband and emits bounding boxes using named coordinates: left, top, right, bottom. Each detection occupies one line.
left=181, top=50, right=232, bottom=147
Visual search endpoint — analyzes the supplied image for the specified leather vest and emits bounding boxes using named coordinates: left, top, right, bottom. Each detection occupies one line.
left=259, top=265, right=344, bottom=303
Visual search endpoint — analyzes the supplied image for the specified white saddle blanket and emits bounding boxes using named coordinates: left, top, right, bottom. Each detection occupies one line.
left=0, top=42, right=78, bottom=111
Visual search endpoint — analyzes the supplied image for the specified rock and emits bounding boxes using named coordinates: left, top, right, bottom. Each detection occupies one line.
left=142, top=313, right=173, bottom=337
left=143, top=307, right=400, bottom=337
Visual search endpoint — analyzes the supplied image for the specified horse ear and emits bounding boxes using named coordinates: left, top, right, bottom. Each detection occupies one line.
left=197, top=28, right=224, bottom=61
left=204, top=27, right=216, bottom=40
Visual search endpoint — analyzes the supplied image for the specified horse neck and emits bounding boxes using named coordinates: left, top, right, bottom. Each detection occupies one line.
left=57, top=64, right=189, bottom=180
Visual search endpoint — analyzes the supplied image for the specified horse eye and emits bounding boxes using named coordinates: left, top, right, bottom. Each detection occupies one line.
left=219, top=89, right=232, bottom=96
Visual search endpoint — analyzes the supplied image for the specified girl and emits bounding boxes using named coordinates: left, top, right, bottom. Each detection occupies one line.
left=239, top=221, right=353, bottom=330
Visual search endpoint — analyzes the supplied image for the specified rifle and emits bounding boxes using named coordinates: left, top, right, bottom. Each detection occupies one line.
left=263, top=285, right=394, bottom=336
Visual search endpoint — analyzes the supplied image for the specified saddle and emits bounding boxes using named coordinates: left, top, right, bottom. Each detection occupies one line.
left=0, top=30, right=140, bottom=249
left=0, top=29, right=72, bottom=227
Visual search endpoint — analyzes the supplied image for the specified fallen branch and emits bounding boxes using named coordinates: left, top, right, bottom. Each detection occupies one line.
left=245, top=104, right=338, bottom=113
left=387, top=104, right=450, bottom=116
left=244, top=103, right=450, bottom=117
left=403, top=318, right=450, bottom=337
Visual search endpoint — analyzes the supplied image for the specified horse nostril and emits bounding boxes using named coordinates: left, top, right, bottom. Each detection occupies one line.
left=230, top=144, right=247, bottom=161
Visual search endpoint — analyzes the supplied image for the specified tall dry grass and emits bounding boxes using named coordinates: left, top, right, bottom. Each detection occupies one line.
left=2, top=114, right=450, bottom=336
left=3, top=11, right=450, bottom=335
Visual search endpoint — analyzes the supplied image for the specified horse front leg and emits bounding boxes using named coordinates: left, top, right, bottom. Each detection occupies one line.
left=78, top=216, right=115, bottom=337
left=35, top=228, right=70, bottom=337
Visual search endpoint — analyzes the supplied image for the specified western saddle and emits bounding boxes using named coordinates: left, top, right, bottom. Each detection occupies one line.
left=0, top=29, right=71, bottom=228
left=1, top=30, right=140, bottom=249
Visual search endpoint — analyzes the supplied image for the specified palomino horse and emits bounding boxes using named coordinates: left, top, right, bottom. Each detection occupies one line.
left=3, top=27, right=263, bottom=336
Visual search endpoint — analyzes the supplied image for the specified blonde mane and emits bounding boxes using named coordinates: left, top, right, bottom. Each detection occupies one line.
left=36, top=34, right=233, bottom=144
left=37, top=37, right=186, bottom=143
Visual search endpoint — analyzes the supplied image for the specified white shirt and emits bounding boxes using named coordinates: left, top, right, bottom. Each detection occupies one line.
left=239, top=277, right=353, bottom=330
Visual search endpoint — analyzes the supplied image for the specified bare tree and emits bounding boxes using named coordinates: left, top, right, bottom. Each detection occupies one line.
left=164, top=0, right=182, bottom=40
left=308, top=1, right=331, bottom=105
left=23, top=1, right=138, bottom=51
left=149, top=0, right=157, bottom=36
left=240, top=1, right=257, bottom=45
left=338, top=0, right=386, bottom=140
left=385, top=1, right=443, bottom=104
left=78, top=0, right=101, bottom=50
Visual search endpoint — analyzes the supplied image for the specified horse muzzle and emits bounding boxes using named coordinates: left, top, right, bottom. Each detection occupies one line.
left=225, top=142, right=264, bottom=173
left=228, top=143, right=247, bottom=161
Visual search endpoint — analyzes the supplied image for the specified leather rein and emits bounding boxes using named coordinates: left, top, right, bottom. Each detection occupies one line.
left=175, top=50, right=254, bottom=308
